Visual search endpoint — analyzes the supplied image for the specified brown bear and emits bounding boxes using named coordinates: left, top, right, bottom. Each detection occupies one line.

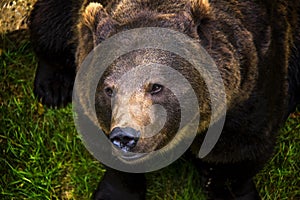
left=29, top=0, right=300, bottom=199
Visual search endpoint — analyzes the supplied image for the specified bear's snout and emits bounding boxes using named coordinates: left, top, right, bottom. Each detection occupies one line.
left=109, top=127, right=140, bottom=152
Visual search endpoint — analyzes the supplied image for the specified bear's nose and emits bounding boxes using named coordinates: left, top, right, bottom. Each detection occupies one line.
left=109, top=127, right=140, bottom=152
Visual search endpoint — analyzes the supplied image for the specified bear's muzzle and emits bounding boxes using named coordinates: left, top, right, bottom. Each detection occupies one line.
left=109, top=127, right=140, bottom=152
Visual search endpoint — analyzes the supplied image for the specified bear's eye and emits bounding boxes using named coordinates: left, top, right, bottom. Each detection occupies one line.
left=150, top=84, right=163, bottom=95
left=104, top=87, right=113, bottom=97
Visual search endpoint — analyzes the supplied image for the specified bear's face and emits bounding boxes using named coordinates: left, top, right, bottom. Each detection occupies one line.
left=95, top=49, right=196, bottom=153
left=76, top=0, right=258, bottom=154
left=76, top=2, right=212, bottom=153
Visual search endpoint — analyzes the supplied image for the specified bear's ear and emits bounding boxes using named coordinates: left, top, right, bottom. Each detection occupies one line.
left=76, top=2, right=116, bottom=67
left=189, top=0, right=211, bottom=25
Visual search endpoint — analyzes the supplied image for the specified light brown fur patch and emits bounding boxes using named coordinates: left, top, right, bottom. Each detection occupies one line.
left=128, top=92, right=152, bottom=127
left=83, top=3, right=104, bottom=31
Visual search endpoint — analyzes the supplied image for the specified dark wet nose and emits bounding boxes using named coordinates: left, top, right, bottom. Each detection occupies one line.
left=109, top=127, right=140, bottom=152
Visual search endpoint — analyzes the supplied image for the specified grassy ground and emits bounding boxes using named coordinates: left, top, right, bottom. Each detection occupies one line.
left=1, top=30, right=299, bottom=200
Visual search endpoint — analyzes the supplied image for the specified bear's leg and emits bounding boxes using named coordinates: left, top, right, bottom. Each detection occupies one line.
left=196, top=160, right=261, bottom=200
left=29, top=0, right=78, bottom=107
left=93, top=167, right=146, bottom=200
left=33, top=57, right=75, bottom=107
left=230, top=178, right=260, bottom=200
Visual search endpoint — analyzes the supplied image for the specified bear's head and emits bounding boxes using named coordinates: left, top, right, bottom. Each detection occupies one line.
left=94, top=48, right=211, bottom=153
left=75, top=0, right=257, bottom=156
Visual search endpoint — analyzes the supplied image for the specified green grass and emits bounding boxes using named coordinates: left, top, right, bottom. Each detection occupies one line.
left=255, top=115, right=300, bottom=199
left=1, top=30, right=299, bottom=200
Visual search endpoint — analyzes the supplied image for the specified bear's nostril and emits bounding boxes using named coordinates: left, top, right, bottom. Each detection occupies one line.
left=109, top=127, right=140, bottom=152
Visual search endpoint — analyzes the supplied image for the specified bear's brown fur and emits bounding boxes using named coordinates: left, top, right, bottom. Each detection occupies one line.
left=77, top=0, right=300, bottom=162
left=30, top=0, right=300, bottom=199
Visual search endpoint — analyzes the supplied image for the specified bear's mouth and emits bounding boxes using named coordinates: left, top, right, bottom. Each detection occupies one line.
left=111, top=145, right=148, bottom=161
